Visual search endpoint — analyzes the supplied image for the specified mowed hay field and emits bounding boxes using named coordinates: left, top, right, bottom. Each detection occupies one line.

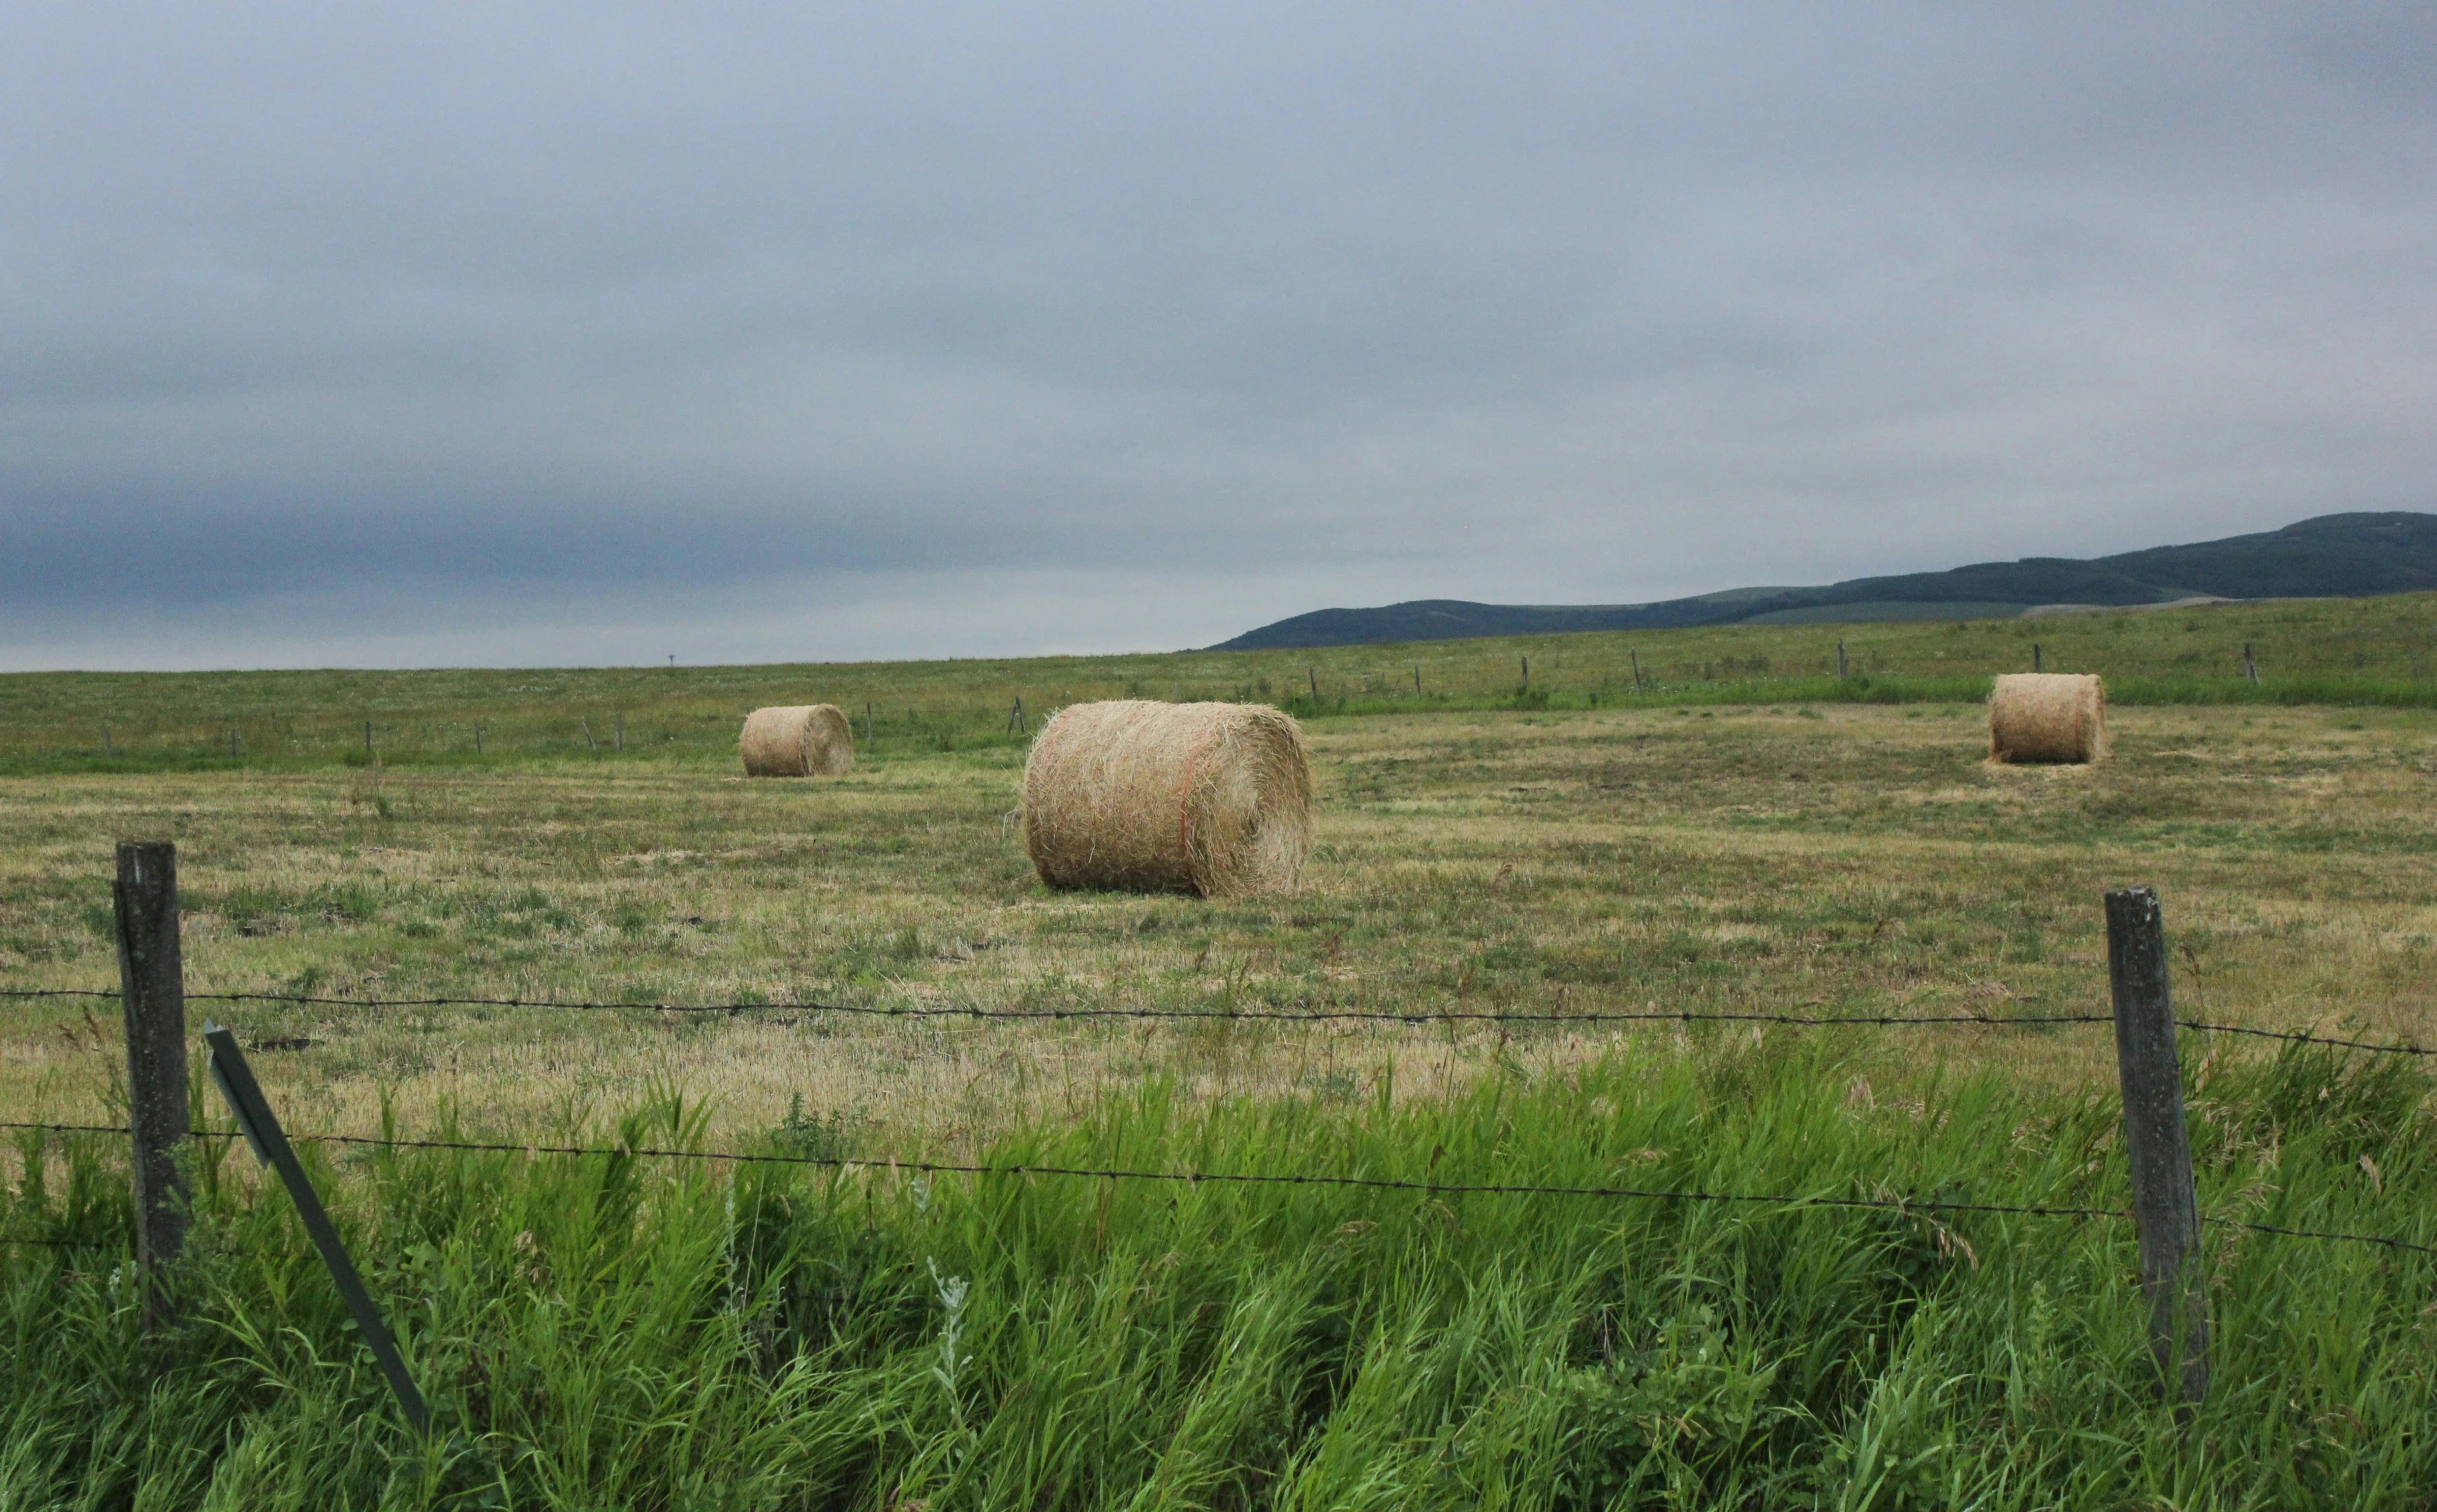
left=7, top=626, right=2437, bottom=1506
left=3, top=698, right=2435, bottom=1144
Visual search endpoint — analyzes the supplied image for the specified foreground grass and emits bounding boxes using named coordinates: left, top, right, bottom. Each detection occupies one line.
left=5, top=1038, right=2430, bottom=1508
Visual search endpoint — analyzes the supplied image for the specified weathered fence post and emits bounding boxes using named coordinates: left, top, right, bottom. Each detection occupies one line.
left=1630, top=651, right=1643, bottom=689
left=1519, top=656, right=1529, bottom=689
left=2243, top=644, right=2258, bottom=686
left=1836, top=643, right=1847, bottom=681
left=1413, top=663, right=1422, bottom=695
left=615, top=711, right=625, bottom=751
left=114, top=840, right=191, bottom=1332
left=2105, top=885, right=2210, bottom=1408
left=2033, top=642, right=2043, bottom=673
left=363, top=720, right=373, bottom=755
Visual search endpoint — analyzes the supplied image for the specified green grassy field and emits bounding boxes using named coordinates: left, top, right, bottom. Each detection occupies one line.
left=4, top=602, right=2437, bottom=1505
left=6, top=590, right=2437, bottom=778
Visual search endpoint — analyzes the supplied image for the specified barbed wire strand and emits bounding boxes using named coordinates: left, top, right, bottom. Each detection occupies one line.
left=0, top=986, right=2116, bottom=1030
left=6, top=1118, right=2428, bottom=1256
left=8, top=984, right=2434, bottom=1058
left=2175, top=1021, right=2435, bottom=1057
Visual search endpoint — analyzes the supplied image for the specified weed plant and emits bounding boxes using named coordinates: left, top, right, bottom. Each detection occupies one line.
left=3, top=1038, right=2431, bottom=1507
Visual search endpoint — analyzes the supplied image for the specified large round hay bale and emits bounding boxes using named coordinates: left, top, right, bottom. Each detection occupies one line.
left=1021, top=700, right=1313, bottom=897
left=1988, top=673, right=2108, bottom=764
left=739, top=704, right=853, bottom=777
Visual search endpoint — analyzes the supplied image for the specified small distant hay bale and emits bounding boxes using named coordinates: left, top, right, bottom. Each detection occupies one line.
left=739, top=705, right=853, bottom=777
left=1022, top=700, right=1313, bottom=897
left=1987, top=673, right=2108, bottom=764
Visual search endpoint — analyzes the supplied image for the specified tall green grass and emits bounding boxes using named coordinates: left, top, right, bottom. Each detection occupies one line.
left=4, top=1036, right=2431, bottom=1507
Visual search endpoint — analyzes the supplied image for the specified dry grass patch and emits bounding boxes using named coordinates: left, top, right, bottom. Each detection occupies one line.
left=2, top=702, right=2434, bottom=1151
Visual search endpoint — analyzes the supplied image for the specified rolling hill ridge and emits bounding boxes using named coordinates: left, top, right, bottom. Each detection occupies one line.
left=1213, top=511, right=2437, bottom=650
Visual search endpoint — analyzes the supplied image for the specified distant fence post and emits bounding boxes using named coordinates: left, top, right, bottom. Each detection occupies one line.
left=1008, top=698, right=1026, bottom=735
left=1836, top=643, right=1846, bottom=681
left=2105, top=885, right=2210, bottom=1408
left=114, top=840, right=191, bottom=1333
left=1630, top=651, right=1643, bottom=689
left=2243, top=644, right=2258, bottom=686
left=1308, top=666, right=1319, bottom=699
left=1519, top=655, right=1529, bottom=689
left=615, top=711, right=625, bottom=751
left=103, top=723, right=114, bottom=756
left=474, top=724, right=483, bottom=755
left=1413, top=663, right=1421, bottom=695
left=2033, top=642, right=2043, bottom=674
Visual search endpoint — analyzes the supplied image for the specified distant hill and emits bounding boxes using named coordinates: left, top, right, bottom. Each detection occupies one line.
left=1212, top=512, right=2437, bottom=651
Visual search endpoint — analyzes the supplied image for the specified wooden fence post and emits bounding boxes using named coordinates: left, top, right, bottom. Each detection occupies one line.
left=1308, top=666, right=1319, bottom=699
left=114, top=840, right=191, bottom=1332
left=1520, top=656, right=1529, bottom=689
left=2033, top=642, right=2043, bottom=674
left=1836, top=643, right=1847, bottom=681
left=1413, top=663, right=1421, bottom=695
left=1631, top=651, right=1643, bottom=689
left=2243, top=644, right=2258, bottom=686
left=615, top=711, right=625, bottom=751
left=2105, top=885, right=2210, bottom=1407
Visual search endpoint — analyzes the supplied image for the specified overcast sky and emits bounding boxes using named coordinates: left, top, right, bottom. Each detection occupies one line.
left=4, top=2, right=2433, bottom=669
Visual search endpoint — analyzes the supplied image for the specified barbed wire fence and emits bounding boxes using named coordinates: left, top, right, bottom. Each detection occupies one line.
left=5, top=844, right=2434, bottom=1419
left=5, top=984, right=2430, bottom=1058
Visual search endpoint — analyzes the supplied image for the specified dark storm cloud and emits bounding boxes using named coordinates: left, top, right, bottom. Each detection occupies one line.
left=3, top=2, right=2434, bottom=665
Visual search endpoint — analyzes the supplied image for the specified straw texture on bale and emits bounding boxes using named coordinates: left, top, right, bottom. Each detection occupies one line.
left=739, top=705, right=854, bottom=777
left=1022, top=700, right=1313, bottom=897
left=1987, top=673, right=2108, bottom=764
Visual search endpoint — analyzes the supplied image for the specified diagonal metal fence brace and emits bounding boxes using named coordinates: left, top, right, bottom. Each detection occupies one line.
left=204, top=1024, right=429, bottom=1434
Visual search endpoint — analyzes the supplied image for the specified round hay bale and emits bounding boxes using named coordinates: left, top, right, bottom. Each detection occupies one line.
left=1021, top=700, right=1313, bottom=897
left=1987, top=673, right=2108, bottom=764
left=739, top=704, right=854, bottom=777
